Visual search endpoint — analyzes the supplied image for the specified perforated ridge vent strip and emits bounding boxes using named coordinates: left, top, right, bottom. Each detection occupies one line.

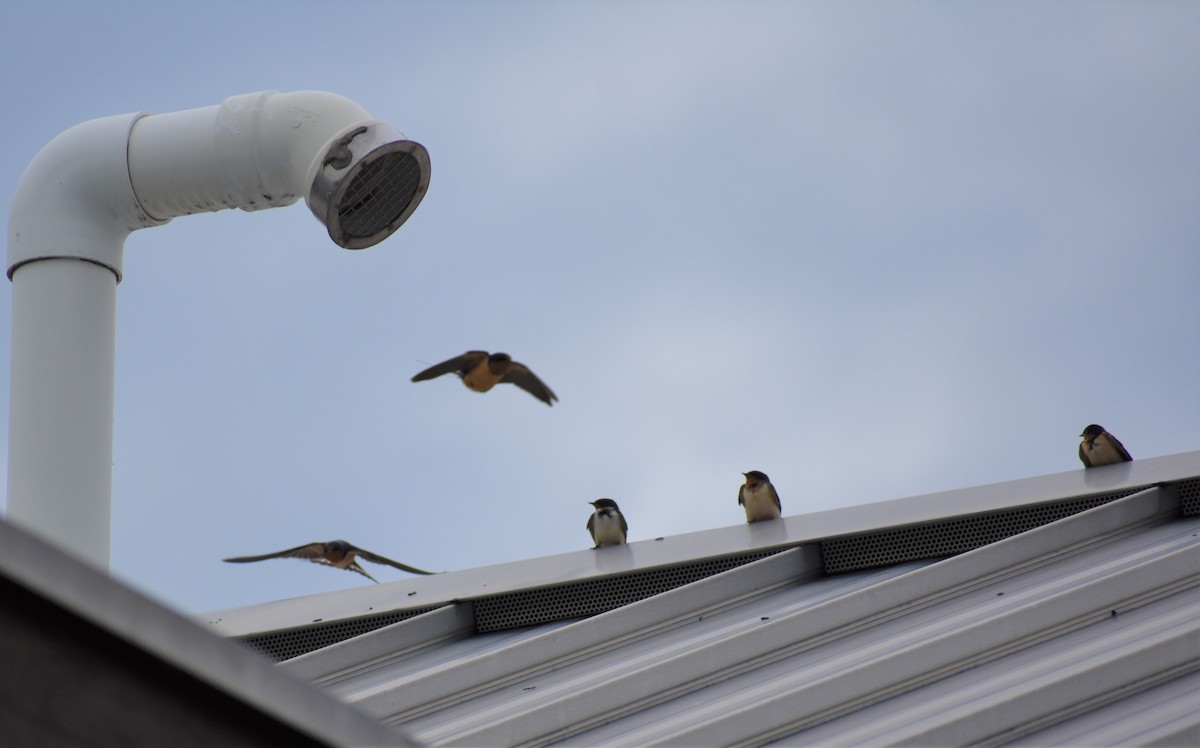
left=474, top=549, right=784, bottom=634
left=820, top=487, right=1151, bottom=574
left=236, top=604, right=445, bottom=662
left=1180, top=478, right=1200, bottom=516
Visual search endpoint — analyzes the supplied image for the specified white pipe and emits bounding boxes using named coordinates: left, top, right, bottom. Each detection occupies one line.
left=8, top=260, right=119, bottom=568
left=127, top=90, right=370, bottom=219
left=8, top=112, right=163, bottom=281
left=7, top=90, right=430, bottom=569
left=7, top=112, right=160, bottom=568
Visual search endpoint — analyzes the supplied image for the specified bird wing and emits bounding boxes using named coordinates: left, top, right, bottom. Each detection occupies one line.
left=1078, top=441, right=1094, bottom=467
left=586, top=514, right=596, bottom=534
left=620, top=511, right=629, bottom=536
left=737, top=485, right=745, bottom=507
left=411, top=351, right=488, bottom=382
left=500, top=362, right=558, bottom=405
left=1103, top=432, right=1133, bottom=461
left=352, top=547, right=436, bottom=575
left=770, top=486, right=782, bottom=511
left=223, top=542, right=327, bottom=563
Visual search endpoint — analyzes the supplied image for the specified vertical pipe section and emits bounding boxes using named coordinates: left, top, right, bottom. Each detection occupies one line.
left=7, top=258, right=118, bottom=568
left=6, top=112, right=151, bottom=571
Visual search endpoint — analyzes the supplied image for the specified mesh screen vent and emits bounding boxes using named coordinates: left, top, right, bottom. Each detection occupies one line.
left=1180, top=479, right=1200, bottom=516
left=236, top=604, right=444, bottom=662
left=339, top=151, right=422, bottom=240
left=474, top=550, right=782, bottom=633
left=821, top=488, right=1149, bottom=574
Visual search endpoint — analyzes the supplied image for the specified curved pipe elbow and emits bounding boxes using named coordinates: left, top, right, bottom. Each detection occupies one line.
left=7, top=113, right=166, bottom=281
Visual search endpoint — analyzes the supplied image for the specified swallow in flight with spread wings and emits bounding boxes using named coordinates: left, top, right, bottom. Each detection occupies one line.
left=224, top=539, right=435, bottom=582
left=411, top=350, right=557, bottom=405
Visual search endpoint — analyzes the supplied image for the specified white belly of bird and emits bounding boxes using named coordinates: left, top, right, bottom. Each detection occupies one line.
left=742, top=486, right=781, bottom=522
left=591, top=512, right=625, bottom=546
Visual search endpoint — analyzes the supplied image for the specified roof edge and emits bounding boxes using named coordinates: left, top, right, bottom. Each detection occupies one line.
left=202, top=450, right=1200, bottom=640
left=0, top=517, right=414, bottom=746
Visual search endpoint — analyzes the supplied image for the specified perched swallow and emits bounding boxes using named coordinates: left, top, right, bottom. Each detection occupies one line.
left=223, top=540, right=435, bottom=582
left=587, top=498, right=628, bottom=548
left=739, top=470, right=782, bottom=523
left=1078, top=424, right=1132, bottom=468
left=411, top=351, right=557, bottom=406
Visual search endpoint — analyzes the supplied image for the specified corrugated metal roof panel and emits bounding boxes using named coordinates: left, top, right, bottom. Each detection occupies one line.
left=575, top=509, right=1196, bottom=747
left=1016, top=668, right=1200, bottom=747
left=274, top=482, right=1199, bottom=746
left=394, top=561, right=930, bottom=745
left=784, top=588, right=1197, bottom=746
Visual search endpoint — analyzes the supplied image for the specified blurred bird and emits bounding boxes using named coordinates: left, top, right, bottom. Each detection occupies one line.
left=1078, top=424, right=1132, bottom=468
left=739, top=470, right=782, bottom=523
left=411, top=351, right=557, bottom=406
left=587, top=499, right=628, bottom=548
left=223, top=540, right=435, bottom=582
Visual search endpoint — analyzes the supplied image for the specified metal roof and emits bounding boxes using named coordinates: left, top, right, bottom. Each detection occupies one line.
left=203, top=452, right=1199, bottom=653
left=201, top=451, right=1200, bottom=746
left=0, top=515, right=412, bottom=746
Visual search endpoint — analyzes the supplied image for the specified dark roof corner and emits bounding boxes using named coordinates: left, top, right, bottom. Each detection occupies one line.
left=0, top=517, right=415, bottom=747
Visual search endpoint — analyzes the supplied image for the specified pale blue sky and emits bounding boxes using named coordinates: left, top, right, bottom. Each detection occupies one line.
left=2, top=0, right=1198, bottom=613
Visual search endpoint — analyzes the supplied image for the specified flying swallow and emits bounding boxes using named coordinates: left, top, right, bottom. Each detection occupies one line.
left=739, top=470, right=782, bottom=523
left=587, top=498, right=628, bottom=548
left=411, top=351, right=558, bottom=406
left=1078, top=424, right=1132, bottom=468
left=223, top=540, right=435, bottom=582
